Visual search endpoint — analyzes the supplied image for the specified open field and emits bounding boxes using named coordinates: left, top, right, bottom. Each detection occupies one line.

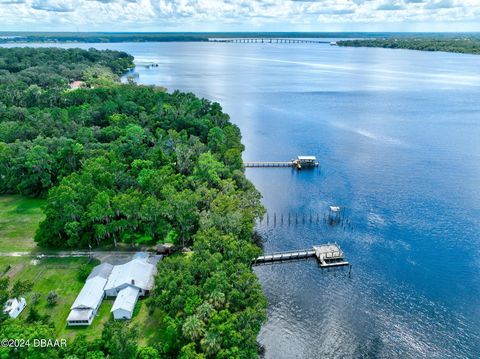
left=0, top=195, right=45, bottom=253
left=2, top=256, right=162, bottom=343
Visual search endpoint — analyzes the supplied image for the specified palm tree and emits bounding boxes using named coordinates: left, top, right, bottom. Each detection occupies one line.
left=182, top=315, right=205, bottom=341
left=208, top=291, right=225, bottom=310
left=201, top=332, right=221, bottom=357
left=196, top=302, right=215, bottom=322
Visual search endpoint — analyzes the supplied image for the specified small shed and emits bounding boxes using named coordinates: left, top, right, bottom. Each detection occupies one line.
left=156, top=243, right=174, bottom=255
left=111, top=286, right=140, bottom=320
left=3, top=297, right=26, bottom=319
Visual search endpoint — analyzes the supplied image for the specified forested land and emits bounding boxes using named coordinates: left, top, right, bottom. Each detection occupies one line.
left=337, top=37, right=480, bottom=55
left=0, top=47, right=266, bottom=358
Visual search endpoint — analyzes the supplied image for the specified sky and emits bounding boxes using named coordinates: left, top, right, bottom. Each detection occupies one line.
left=1, top=0, right=480, bottom=32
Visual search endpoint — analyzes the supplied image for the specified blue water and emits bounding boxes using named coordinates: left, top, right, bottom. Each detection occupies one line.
left=8, top=41, right=480, bottom=357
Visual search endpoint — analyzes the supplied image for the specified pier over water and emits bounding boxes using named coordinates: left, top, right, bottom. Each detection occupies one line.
left=244, top=156, right=319, bottom=169
left=253, top=243, right=349, bottom=268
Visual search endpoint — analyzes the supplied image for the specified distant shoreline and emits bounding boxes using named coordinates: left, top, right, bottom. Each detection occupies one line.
left=337, top=38, right=480, bottom=55
left=1, top=32, right=479, bottom=44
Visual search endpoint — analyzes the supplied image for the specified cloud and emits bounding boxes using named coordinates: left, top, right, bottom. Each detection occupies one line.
left=425, top=0, right=456, bottom=9
left=316, top=8, right=356, bottom=15
left=377, top=1, right=404, bottom=10
left=0, top=0, right=479, bottom=31
left=31, top=0, right=78, bottom=12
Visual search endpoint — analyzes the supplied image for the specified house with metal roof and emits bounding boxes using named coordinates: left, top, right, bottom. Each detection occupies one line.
left=88, top=262, right=114, bottom=280
left=67, top=255, right=157, bottom=325
left=67, top=263, right=113, bottom=326
left=104, top=256, right=156, bottom=297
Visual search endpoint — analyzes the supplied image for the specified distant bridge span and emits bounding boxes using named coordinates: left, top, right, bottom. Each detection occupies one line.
left=209, top=38, right=330, bottom=44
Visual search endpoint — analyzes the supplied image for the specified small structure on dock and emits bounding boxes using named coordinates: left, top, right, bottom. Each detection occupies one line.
left=292, top=156, right=319, bottom=169
left=313, top=244, right=348, bottom=268
left=253, top=243, right=348, bottom=268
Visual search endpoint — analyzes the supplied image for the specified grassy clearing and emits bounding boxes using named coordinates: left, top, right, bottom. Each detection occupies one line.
left=0, top=194, right=161, bottom=343
left=2, top=256, right=161, bottom=344
left=131, top=301, right=164, bottom=347
left=0, top=195, right=45, bottom=252
left=3, top=257, right=91, bottom=335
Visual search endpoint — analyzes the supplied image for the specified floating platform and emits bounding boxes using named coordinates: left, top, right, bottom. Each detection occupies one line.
left=253, top=243, right=349, bottom=268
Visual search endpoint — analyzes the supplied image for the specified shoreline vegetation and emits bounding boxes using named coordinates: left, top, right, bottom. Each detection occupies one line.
left=0, top=47, right=267, bottom=358
left=337, top=37, right=480, bottom=55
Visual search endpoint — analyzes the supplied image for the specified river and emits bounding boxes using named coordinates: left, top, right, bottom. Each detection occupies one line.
left=7, top=41, right=480, bottom=358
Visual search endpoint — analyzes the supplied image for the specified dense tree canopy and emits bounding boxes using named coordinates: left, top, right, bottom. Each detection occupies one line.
left=0, top=47, right=266, bottom=358
left=337, top=37, right=480, bottom=55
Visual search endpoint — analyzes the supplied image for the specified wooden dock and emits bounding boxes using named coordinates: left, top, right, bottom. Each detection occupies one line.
left=253, top=243, right=349, bottom=268
left=254, top=249, right=316, bottom=263
left=244, top=161, right=293, bottom=168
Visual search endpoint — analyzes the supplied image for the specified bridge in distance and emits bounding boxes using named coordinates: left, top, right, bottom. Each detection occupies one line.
left=209, top=38, right=331, bottom=44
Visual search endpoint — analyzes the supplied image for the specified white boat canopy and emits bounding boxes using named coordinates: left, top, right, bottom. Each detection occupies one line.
left=297, top=156, right=317, bottom=161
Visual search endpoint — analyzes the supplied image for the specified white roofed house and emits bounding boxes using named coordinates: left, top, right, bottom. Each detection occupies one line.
left=104, top=254, right=156, bottom=297
left=67, top=263, right=113, bottom=326
left=66, top=253, right=158, bottom=325
left=105, top=254, right=156, bottom=320
left=3, top=297, right=26, bottom=319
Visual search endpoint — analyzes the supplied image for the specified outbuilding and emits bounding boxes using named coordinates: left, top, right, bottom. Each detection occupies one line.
left=111, top=286, right=140, bottom=320
left=3, top=297, right=26, bottom=319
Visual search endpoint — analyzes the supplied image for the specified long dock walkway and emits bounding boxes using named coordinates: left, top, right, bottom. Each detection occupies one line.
left=253, top=243, right=349, bottom=268
left=244, top=156, right=319, bottom=169
left=244, top=161, right=293, bottom=168
left=254, top=249, right=316, bottom=263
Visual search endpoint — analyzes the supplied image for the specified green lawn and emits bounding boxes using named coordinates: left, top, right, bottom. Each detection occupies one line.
left=2, top=257, right=162, bottom=344
left=0, top=195, right=45, bottom=252
left=132, top=301, right=164, bottom=346
left=4, top=257, right=92, bottom=335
